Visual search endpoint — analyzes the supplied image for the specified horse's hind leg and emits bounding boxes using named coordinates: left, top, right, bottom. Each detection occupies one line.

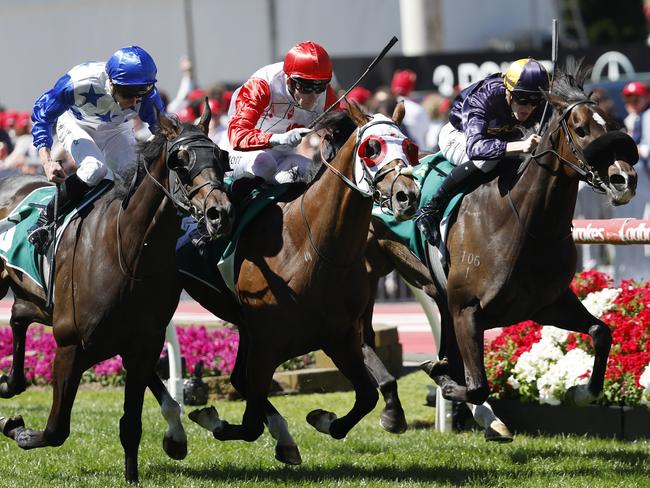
left=532, top=288, right=612, bottom=405
left=11, top=344, right=85, bottom=449
left=307, top=326, right=379, bottom=440
left=147, top=373, right=187, bottom=460
left=0, top=304, right=31, bottom=398
left=361, top=343, right=407, bottom=434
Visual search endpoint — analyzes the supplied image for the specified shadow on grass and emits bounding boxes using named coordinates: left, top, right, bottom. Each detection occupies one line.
left=508, top=445, right=650, bottom=467
left=152, top=459, right=650, bottom=485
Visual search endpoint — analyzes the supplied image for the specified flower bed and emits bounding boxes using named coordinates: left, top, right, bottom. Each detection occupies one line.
left=0, top=324, right=313, bottom=386
left=485, top=270, right=650, bottom=407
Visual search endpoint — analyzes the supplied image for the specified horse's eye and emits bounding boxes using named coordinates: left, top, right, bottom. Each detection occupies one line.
left=366, top=139, right=381, bottom=157
left=575, top=127, right=587, bottom=138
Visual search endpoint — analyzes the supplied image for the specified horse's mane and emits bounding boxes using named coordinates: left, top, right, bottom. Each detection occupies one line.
left=311, top=110, right=357, bottom=146
left=549, top=59, right=592, bottom=102
left=101, top=133, right=166, bottom=206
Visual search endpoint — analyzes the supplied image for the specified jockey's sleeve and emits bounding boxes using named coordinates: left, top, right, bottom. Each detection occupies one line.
left=32, top=74, right=76, bottom=150
left=462, top=90, right=507, bottom=161
left=227, top=78, right=273, bottom=151
left=138, top=88, right=166, bottom=132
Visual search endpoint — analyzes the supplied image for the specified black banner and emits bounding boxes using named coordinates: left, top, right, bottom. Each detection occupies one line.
left=332, top=43, right=650, bottom=96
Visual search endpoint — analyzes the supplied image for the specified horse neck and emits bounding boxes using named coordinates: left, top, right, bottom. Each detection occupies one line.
left=509, top=126, right=579, bottom=238
left=118, top=152, right=176, bottom=255
left=302, top=134, right=372, bottom=264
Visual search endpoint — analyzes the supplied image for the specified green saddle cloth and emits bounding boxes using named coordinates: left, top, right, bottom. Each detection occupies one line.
left=176, top=181, right=293, bottom=297
left=0, top=181, right=110, bottom=288
left=371, top=152, right=464, bottom=263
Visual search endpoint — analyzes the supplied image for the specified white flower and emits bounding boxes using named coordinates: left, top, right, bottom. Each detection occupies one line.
left=507, top=375, right=520, bottom=390
left=536, top=348, right=593, bottom=405
left=581, top=287, right=621, bottom=318
left=640, top=363, right=650, bottom=407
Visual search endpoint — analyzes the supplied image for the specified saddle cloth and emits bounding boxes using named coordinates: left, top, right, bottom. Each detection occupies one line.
left=0, top=180, right=111, bottom=289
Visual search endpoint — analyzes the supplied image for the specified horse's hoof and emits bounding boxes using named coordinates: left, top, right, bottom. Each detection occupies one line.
left=306, top=409, right=337, bottom=435
left=188, top=406, right=220, bottom=432
left=163, top=435, right=188, bottom=460
left=15, top=428, right=44, bottom=450
left=0, top=375, right=26, bottom=399
left=275, top=444, right=302, bottom=465
left=484, top=420, right=513, bottom=443
left=0, top=415, right=24, bottom=438
left=419, top=359, right=449, bottom=380
left=564, top=385, right=595, bottom=407
left=379, top=406, right=407, bottom=434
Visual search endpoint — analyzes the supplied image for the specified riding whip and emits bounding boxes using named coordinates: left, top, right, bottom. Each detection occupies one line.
left=537, top=18, right=559, bottom=135
left=308, top=36, right=399, bottom=129
left=45, top=181, right=60, bottom=311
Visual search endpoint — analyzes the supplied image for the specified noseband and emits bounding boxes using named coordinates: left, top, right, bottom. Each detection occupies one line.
left=531, top=99, right=608, bottom=192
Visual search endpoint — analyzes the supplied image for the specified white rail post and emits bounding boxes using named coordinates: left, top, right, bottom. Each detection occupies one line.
left=165, top=321, right=184, bottom=406
left=406, top=283, right=453, bottom=433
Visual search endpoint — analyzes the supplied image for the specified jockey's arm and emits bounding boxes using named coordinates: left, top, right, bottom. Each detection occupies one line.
left=462, top=95, right=507, bottom=161
left=227, top=78, right=274, bottom=151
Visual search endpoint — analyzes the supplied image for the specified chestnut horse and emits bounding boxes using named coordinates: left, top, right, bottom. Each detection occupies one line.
left=185, top=102, right=421, bottom=463
left=0, top=106, right=232, bottom=483
left=418, top=64, right=638, bottom=407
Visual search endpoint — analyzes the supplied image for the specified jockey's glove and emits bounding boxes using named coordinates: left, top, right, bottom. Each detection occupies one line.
left=269, top=128, right=311, bottom=148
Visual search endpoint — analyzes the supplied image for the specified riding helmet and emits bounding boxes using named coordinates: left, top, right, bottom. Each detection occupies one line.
left=106, top=46, right=158, bottom=86
left=503, top=58, right=549, bottom=94
left=283, top=41, right=332, bottom=81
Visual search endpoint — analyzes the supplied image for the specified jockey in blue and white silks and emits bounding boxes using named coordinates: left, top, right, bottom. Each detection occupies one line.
left=29, top=45, right=166, bottom=253
left=415, top=58, right=550, bottom=245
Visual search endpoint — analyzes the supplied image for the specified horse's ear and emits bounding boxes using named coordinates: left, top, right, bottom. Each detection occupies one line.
left=158, top=110, right=181, bottom=141
left=197, top=97, right=211, bottom=135
left=346, top=99, right=370, bottom=127
left=542, top=90, right=569, bottom=113
left=392, top=101, right=405, bottom=125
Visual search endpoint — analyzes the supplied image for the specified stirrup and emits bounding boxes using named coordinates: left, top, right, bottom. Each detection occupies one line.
left=27, top=224, right=52, bottom=255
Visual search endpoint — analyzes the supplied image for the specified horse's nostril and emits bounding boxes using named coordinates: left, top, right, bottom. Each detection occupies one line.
left=609, top=174, right=626, bottom=186
left=205, top=206, right=221, bottom=223
left=395, top=191, right=408, bottom=203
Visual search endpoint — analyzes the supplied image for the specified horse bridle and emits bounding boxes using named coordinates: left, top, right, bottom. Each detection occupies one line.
left=319, top=118, right=416, bottom=209
left=118, top=131, right=227, bottom=280
left=530, top=99, right=608, bottom=192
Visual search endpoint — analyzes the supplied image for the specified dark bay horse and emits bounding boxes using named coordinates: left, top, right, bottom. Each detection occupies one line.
left=0, top=106, right=232, bottom=483
left=185, top=102, right=421, bottom=463
left=419, top=64, right=638, bottom=407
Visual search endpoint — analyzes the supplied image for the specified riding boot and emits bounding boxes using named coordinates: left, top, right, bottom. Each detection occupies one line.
left=27, top=174, right=91, bottom=254
left=415, top=161, right=483, bottom=245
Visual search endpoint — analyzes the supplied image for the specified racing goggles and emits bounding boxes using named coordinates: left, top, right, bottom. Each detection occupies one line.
left=290, top=77, right=329, bottom=94
left=511, top=91, right=543, bottom=106
left=113, top=83, right=154, bottom=99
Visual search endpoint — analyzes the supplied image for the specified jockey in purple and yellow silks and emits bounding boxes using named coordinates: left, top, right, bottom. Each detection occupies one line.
left=28, top=46, right=166, bottom=253
left=415, top=58, right=550, bottom=245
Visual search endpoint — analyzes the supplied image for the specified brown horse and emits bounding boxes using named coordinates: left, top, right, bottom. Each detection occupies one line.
left=0, top=105, right=232, bottom=483
left=418, top=63, right=638, bottom=407
left=362, top=216, right=513, bottom=440
left=185, top=102, right=421, bottom=463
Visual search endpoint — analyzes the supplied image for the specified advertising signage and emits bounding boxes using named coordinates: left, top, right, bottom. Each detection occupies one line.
left=332, top=43, right=650, bottom=96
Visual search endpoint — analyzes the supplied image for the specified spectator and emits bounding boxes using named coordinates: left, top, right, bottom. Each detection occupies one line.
left=621, top=81, right=650, bottom=167
left=390, top=69, right=429, bottom=149
left=421, top=93, right=451, bottom=152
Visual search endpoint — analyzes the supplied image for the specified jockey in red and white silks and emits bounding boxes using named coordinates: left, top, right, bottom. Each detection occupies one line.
left=227, top=41, right=338, bottom=184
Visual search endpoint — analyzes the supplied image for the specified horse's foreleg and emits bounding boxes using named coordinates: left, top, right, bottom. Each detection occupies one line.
left=441, top=304, right=489, bottom=404
left=14, top=344, right=84, bottom=449
left=308, top=327, right=379, bottom=440
left=120, top=377, right=145, bottom=483
left=533, top=289, right=612, bottom=405
left=147, top=373, right=187, bottom=460
left=229, top=334, right=301, bottom=465
left=467, top=402, right=513, bottom=442
left=0, top=313, right=29, bottom=399
left=361, top=343, right=406, bottom=434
